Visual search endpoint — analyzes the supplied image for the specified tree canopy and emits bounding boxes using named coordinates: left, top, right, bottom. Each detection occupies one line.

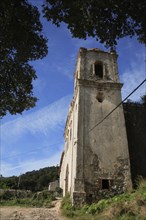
left=0, top=166, right=59, bottom=191
left=141, top=95, right=146, bottom=105
left=1, top=0, right=145, bottom=117
left=42, top=0, right=146, bottom=49
left=0, top=0, right=48, bottom=117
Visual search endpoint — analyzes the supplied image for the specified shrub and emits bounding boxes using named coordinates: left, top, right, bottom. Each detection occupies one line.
left=61, top=178, right=146, bottom=219
left=61, top=193, right=75, bottom=217
left=136, top=177, right=146, bottom=192
left=0, top=189, right=55, bottom=208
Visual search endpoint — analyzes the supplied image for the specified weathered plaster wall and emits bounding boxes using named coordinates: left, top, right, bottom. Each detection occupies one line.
left=59, top=91, right=79, bottom=197
left=83, top=87, right=129, bottom=168
left=60, top=48, right=132, bottom=206
left=76, top=84, right=132, bottom=201
left=74, top=48, right=132, bottom=202
left=48, top=180, right=59, bottom=191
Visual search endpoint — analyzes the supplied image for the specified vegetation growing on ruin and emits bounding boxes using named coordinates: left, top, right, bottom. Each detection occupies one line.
left=61, top=178, right=146, bottom=220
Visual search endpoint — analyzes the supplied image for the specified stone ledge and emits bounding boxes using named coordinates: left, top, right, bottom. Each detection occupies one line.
left=77, top=79, right=123, bottom=89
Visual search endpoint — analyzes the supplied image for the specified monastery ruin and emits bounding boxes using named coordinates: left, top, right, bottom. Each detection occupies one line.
left=60, top=48, right=132, bottom=206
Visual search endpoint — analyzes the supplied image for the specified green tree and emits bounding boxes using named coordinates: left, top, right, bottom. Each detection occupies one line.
left=42, top=0, right=146, bottom=49
left=0, top=0, right=48, bottom=117
left=141, top=95, right=146, bottom=105
left=0, top=176, right=19, bottom=189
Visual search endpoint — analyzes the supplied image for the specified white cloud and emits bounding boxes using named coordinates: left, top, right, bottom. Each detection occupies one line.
left=121, top=51, right=146, bottom=101
left=63, top=55, right=76, bottom=79
left=1, top=95, right=72, bottom=169
left=1, top=95, right=72, bottom=140
left=1, top=149, right=62, bottom=177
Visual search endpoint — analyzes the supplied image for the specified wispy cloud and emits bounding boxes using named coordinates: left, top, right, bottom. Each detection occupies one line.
left=1, top=148, right=62, bottom=177
left=2, top=95, right=72, bottom=139
left=62, top=54, right=77, bottom=79
left=121, top=50, right=146, bottom=101
left=1, top=95, right=72, bottom=176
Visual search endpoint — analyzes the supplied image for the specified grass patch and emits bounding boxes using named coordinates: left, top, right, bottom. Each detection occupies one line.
left=61, top=193, right=75, bottom=217
left=61, top=179, right=146, bottom=220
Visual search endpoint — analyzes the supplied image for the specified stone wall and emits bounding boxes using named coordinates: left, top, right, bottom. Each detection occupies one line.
left=0, top=189, right=32, bottom=199
left=84, top=157, right=131, bottom=203
left=72, top=191, right=86, bottom=207
left=48, top=180, right=59, bottom=191
left=124, top=103, right=146, bottom=186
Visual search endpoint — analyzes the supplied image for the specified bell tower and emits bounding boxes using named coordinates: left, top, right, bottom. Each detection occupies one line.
left=73, top=48, right=132, bottom=204
left=60, top=48, right=132, bottom=207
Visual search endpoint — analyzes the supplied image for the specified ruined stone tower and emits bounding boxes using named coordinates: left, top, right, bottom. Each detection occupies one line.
left=60, top=48, right=132, bottom=206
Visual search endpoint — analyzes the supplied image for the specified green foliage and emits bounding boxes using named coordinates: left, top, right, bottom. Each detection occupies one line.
left=0, top=166, right=59, bottom=192
left=117, top=214, right=146, bottom=220
left=0, top=190, right=55, bottom=208
left=32, top=190, right=56, bottom=201
left=30, top=190, right=55, bottom=208
left=61, top=193, right=75, bottom=217
left=140, top=95, right=146, bottom=105
left=0, top=176, right=19, bottom=189
left=0, top=189, right=32, bottom=201
left=55, top=187, right=63, bottom=194
left=0, top=0, right=48, bottom=117
left=126, top=95, right=146, bottom=105
left=42, top=0, right=146, bottom=49
left=61, top=179, right=146, bottom=220
left=87, top=199, right=111, bottom=214
left=0, top=190, right=15, bottom=200
left=61, top=193, right=72, bottom=209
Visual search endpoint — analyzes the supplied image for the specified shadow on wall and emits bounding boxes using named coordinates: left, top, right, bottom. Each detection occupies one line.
left=124, top=103, right=146, bottom=187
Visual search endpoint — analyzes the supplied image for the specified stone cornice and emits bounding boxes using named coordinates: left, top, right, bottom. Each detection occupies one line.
left=77, top=79, right=123, bottom=90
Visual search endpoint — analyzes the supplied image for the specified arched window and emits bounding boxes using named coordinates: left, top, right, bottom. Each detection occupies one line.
left=95, top=62, right=103, bottom=78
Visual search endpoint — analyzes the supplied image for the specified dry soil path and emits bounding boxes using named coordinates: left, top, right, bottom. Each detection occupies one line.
left=0, top=200, right=68, bottom=220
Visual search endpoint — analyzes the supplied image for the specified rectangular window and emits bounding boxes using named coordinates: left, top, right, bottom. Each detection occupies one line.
left=96, top=179, right=113, bottom=190
left=102, top=179, right=110, bottom=189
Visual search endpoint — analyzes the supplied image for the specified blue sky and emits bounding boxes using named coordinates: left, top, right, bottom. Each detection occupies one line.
left=1, top=1, right=146, bottom=177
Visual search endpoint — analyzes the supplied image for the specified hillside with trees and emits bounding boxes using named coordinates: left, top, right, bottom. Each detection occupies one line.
left=0, top=166, right=59, bottom=192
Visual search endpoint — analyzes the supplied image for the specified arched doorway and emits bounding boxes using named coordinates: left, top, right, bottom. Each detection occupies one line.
left=65, top=165, right=69, bottom=194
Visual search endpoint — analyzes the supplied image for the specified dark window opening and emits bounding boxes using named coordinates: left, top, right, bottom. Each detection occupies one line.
left=95, top=63, right=103, bottom=78
left=70, top=128, right=72, bottom=140
left=102, top=179, right=110, bottom=189
left=89, top=194, right=93, bottom=198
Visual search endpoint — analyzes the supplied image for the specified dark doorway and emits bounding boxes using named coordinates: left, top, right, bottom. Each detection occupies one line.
left=65, top=165, right=69, bottom=194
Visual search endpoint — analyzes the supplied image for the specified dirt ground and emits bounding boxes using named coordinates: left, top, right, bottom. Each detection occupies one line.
left=0, top=200, right=68, bottom=220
